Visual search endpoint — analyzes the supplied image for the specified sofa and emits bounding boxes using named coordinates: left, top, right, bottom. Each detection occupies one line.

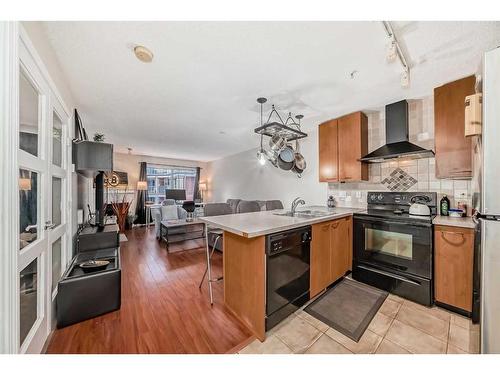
left=151, top=199, right=187, bottom=239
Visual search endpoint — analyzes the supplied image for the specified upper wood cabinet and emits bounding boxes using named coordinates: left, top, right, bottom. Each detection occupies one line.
left=318, top=119, right=339, bottom=182
left=318, top=111, right=368, bottom=182
left=310, top=216, right=353, bottom=297
left=434, top=76, right=476, bottom=179
left=434, top=225, right=474, bottom=312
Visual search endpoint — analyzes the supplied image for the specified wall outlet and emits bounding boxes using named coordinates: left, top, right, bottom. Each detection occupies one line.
left=355, top=191, right=362, bottom=199
left=345, top=196, right=352, bottom=202
left=454, top=189, right=468, bottom=199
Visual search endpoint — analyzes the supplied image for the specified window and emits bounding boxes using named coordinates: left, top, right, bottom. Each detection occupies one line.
left=146, top=164, right=197, bottom=204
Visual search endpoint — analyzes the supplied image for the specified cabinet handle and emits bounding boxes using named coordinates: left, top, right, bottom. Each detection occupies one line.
left=440, top=231, right=466, bottom=246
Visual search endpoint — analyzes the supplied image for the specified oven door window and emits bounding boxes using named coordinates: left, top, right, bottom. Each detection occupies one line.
left=365, top=228, right=413, bottom=260
left=354, top=217, right=432, bottom=278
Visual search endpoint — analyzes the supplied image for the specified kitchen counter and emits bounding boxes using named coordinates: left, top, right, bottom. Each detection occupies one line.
left=198, top=206, right=362, bottom=237
left=432, top=215, right=476, bottom=229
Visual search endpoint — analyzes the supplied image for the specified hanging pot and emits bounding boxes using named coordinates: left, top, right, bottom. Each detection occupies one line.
left=277, top=145, right=295, bottom=170
left=269, top=133, right=286, bottom=153
left=292, top=140, right=307, bottom=175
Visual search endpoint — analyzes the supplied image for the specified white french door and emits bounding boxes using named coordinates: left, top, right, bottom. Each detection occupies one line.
left=16, top=28, right=71, bottom=354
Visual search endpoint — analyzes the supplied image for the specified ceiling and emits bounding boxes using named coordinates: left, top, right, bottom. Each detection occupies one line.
left=41, top=21, right=500, bottom=161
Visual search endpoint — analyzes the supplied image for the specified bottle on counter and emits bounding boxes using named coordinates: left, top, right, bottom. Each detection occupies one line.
left=327, top=195, right=336, bottom=208
left=440, top=195, right=450, bottom=216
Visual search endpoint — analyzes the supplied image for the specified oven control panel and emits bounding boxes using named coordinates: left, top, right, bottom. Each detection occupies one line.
left=367, top=192, right=436, bottom=206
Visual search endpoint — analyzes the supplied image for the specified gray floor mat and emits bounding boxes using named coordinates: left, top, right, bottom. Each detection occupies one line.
left=305, top=278, right=388, bottom=342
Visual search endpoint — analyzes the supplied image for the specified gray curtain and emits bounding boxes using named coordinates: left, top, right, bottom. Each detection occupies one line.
left=193, top=167, right=201, bottom=201
left=134, top=162, right=148, bottom=224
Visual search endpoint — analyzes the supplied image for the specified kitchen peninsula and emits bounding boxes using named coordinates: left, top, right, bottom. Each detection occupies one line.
left=199, top=207, right=360, bottom=341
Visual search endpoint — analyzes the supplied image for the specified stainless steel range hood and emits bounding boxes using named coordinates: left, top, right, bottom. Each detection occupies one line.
left=360, top=100, right=434, bottom=163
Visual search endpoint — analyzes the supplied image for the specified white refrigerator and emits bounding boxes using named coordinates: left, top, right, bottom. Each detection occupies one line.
left=478, top=46, right=500, bottom=354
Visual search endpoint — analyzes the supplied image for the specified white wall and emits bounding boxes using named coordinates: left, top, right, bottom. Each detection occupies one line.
left=206, top=129, right=328, bottom=208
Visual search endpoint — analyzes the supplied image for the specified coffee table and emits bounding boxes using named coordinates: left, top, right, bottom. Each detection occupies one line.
left=160, top=218, right=205, bottom=251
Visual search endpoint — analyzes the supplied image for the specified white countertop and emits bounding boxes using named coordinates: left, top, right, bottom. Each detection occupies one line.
left=432, top=215, right=476, bottom=229
left=198, top=206, right=363, bottom=238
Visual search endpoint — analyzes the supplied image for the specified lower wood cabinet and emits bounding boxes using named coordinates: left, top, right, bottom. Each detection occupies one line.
left=310, top=216, right=352, bottom=297
left=434, top=225, right=474, bottom=312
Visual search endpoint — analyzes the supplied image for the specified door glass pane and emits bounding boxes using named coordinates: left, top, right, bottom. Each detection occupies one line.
left=52, top=113, right=63, bottom=167
left=365, top=228, right=413, bottom=260
left=20, top=258, right=38, bottom=345
left=52, top=238, right=62, bottom=292
left=52, top=177, right=62, bottom=227
left=19, top=72, right=39, bottom=157
left=19, top=169, right=38, bottom=250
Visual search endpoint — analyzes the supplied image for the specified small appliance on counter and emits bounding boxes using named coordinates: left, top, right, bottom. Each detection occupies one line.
left=327, top=195, right=336, bottom=208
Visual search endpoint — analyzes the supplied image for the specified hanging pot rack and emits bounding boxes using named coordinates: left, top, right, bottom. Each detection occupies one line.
left=253, top=97, right=307, bottom=141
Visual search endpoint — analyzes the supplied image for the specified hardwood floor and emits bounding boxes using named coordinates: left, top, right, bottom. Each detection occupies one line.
left=46, top=227, right=253, bottom=354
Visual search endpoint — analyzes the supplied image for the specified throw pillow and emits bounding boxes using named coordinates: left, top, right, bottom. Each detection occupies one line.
left=161, top=205, right=178, bottom=220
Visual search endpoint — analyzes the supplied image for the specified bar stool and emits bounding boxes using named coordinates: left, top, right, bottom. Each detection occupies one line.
left=199, top=203, right=232, bottom=304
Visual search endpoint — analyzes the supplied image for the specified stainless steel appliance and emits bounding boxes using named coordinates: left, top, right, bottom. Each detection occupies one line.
left=265, top=226, right=311, bottom=330
left=476, top=47, right=500, bottom=354
left=353, top=192, right=437, bottom=306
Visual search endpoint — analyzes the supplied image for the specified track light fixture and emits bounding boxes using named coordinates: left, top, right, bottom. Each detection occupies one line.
left=382, top=21, right=410, bottom=88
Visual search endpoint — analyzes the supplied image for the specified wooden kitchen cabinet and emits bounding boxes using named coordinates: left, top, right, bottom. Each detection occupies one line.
left=434, top=76, right=476, bottom=179
left=338, top=112, right=368, bottom=182
left=318, top=112, right=368, bottom=183
left=330, top=216, right=352, bottom=281
left=310, top=216, right=353, bottom=297
left=318, top=119, right=338, bottom=182
left=434, top=225, right=474, bottom=312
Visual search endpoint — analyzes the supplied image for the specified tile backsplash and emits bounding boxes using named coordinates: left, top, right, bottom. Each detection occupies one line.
left=328, top=97, right=472, bottom=213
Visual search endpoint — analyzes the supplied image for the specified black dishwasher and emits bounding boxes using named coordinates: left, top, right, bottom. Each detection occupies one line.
left=266, top=226, right=311, bottom=331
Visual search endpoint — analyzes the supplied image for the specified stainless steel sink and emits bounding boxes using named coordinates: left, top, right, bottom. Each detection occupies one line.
left=273, top=210, right=332, bottom=218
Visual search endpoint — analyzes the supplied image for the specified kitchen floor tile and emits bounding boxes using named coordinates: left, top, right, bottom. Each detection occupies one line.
left=450, top=314, right=477, bottom=331
left=239, top=336, right=293, bottom=354
left=375, top=339, right=411, bottom=354
left=449, top=324, right=480, bottom=353
left=325, top=327, right=383, bottom=354
left=387, top=294, right=405, bottom=303
left=295, top=310, right=330, bottom=332
left=385, top=320, right=447, bottom=354
left=396, top=305, right=449, bottom=341
left=267, top=314, right=295, bottom=336
left=274, top=316, right=322, bottom=353
left=304, top=334, right=353, bottom=354
left=402, top=300, right=451, bottom=322
left=379, top=298, right=402, bottom=319
left=367, top=312, right=393, bottom=337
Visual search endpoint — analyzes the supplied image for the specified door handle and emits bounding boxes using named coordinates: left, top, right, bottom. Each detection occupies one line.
left=45, top=221, right=56, bottom=230
left=357, top=265, right=421, bottom=286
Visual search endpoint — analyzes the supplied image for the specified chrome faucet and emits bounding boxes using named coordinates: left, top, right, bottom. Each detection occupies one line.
left=291, top=197, right=305, bottom=215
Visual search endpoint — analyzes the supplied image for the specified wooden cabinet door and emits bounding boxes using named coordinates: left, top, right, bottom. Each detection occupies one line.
left=434, top=225, right=474, bottom=312
left=337, top=112, right=368, bottom=182
left=330, top=216, right=353, bottom=282
left=310, top=221, right=332, bottom=297
left=318, top=119, right=338, bottom=182
left=434, top=76, right=475, bottom=179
